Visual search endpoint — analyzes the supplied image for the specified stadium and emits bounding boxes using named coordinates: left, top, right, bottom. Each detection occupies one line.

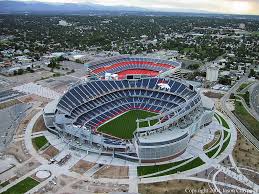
left=43, top=56, right=214, bottom=163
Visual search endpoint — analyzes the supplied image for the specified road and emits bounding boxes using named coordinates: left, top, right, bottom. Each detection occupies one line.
left=220, top=72, right=259, bottom=150
left=237, top=93, right=259, bottom=121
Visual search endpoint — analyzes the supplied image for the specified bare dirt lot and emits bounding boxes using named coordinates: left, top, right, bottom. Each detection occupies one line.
left=71, top=179, right=128, bottom=193
left=41, top=146, right=59, bottom=161
left=203, top=91, right=224, bottom=99
left=233, top=131, right=259, bottom=171
left=35, top=174, right=77, bottom=194
left=14, top=158, right=41, bottom=178
left=16, top=108, right=40, bottom=136
left=3, top=140, right=31, bottom=162
left=139, top=180, right=210, bottom=194
left=8, top=69, right=54, bottom=85
left=70, top=160, right=95, bottom=175
left=93, top=165, right=129, bottom=179
left=32, top=115, right=48, bottom=133
left=19, top=94, right=50, bottom=108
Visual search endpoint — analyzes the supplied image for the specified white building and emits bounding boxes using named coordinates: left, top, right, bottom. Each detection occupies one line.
left=239, top=23, right=246, bottom=29
left=206, top=65, right=219, bottom=82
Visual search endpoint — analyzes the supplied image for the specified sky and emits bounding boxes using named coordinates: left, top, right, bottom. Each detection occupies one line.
left=18, top=0, right=259, bottom=15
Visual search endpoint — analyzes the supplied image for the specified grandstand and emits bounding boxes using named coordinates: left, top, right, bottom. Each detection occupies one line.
left=87, top=56, right=181, bottom=79
left=43, top=56, right=214, bottom=163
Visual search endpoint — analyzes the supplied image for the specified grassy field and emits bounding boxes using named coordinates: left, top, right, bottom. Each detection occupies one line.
left=152, top=157, right=205, bottom=177
left=215, top=135, right=231, bottom=157
left=206, top=144, right=220, bottom=158
left=2, top=177, right=39, bottom=194
left=233, top=100, right=259, bottom=139
left=203, top=131, right=221, bottom=151
left=237, top=83, right=251, bottom=92
left=216, top=113, right=229, bottom=129
left=137, top=157, right=205, bottom=178
left=237, top=93, right=250, bottom=107
left=97, top=110, right=157, bottom=139
left=214, top=114, right=220, bottom=124
left=32, top=136, right=48, bottom=150
left=206, top=130, right=230, bottom=158
left=137, top=158, right=190, bottom=176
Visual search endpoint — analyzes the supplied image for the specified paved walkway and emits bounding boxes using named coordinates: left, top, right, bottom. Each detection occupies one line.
left=13, top=82, right=61, bottom=100
left=1, top=108, right=259, bottom=194
left=128, top=165, right=138, bottom=193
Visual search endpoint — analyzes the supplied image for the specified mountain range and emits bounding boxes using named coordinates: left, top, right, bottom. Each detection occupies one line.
left=0, top=0, right=211, bottom=14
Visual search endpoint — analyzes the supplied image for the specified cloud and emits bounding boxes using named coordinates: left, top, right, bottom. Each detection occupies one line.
left=92, top=0, right=259, bottom=14
left=20, top=0, right=259, bottom=14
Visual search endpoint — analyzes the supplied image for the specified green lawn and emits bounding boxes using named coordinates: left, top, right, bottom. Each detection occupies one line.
left=203, top=130, right=221, bottom=151
left=137, top=158, right=190, bottom=176
left=2, top=177, right=39, bottom=194
left=214, top=115, right=220, bottom=124
left=233, top=100, right=259, bottom=139
left=237, top=83, right=251, bottom=92
left=216, top=113, right=229, bottom=129
left=206, top=144, right=220, bottom=158
left=137, top=157, right=205, bottom=177
left=215, top=135, right=231, bottom=158
left=223, top=130, right=229, bottom=140
left=32, top=136, right=48, bottom=150
left=206, top=130, right=230, bottom=158
left=237, top=93, right=250, bottom=107
left=97, top=110, right=157, bottom=139
left=152, top=157, right=205, bottom=177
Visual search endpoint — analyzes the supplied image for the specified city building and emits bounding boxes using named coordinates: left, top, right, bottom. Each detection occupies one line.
left=206, top=64, right=220, bottom=82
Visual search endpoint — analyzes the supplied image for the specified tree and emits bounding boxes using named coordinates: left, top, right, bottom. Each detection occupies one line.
left=218, top=76, right=231, bottom=85
left=249, top=69, right=256, bottom=78
left=230, top=93, right=235, bottom=99
left=17, top=69, right=24, bottom=75
left=187, top=64, right=200, bottom=70
left=48, top=58, right=60, bottom=70
left=75, top=59, right=82, bottom=64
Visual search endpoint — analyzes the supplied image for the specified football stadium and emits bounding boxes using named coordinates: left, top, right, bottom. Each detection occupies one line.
left=43, top=56, right=214, bottom=163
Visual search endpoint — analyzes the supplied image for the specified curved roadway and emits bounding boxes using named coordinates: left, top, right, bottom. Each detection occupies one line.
left=220, top=72, right=259, bottom=150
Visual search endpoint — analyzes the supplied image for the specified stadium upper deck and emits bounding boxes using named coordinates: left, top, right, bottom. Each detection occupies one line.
left=87, top=56, right=181, bottom=79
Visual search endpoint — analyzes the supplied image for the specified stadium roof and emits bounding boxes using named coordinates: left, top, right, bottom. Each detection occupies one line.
left=138, top=128, right=186, bottom=143
left=44, top=99, right=59, bottom=114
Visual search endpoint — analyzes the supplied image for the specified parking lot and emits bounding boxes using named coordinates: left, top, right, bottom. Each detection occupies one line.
left=0, top=89, right=25, bottom=103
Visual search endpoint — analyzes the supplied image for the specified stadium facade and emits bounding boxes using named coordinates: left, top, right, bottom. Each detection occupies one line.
left=43, top=56, right=214, bottom=163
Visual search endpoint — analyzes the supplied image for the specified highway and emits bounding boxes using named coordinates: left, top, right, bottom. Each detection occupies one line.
left=220, top=72, right=259, bottom=151
left=237, top=92, right=259, bottom=121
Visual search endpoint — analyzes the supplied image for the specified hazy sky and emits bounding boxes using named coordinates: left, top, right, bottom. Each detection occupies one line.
left=20, top=0, right=259, bottom=15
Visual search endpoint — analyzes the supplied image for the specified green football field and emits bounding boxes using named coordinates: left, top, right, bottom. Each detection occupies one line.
left=97, top=110, right=158, bottom=139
